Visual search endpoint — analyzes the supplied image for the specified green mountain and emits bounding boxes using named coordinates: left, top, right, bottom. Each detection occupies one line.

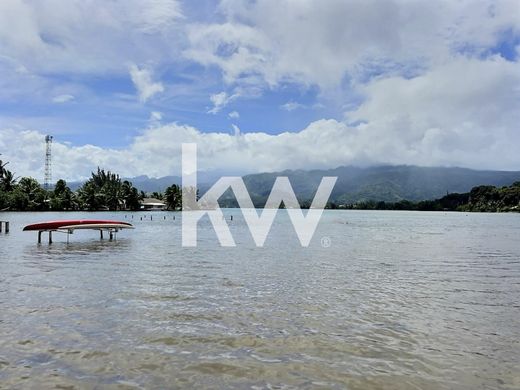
left=239, top=166, right=520, bottom=205
left=68, top=165, right=520, bottom=206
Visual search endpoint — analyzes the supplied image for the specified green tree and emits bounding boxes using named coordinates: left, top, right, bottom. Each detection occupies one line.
left=0, top=158, right=17, bottom=192
left=77, top=180, right=103, bottom=211
left=164, top=184, right=182, bottom=210
left=77, top=168, right=141, bottom=211
left=50, top=179, right=75, bottom=210
left=122, top=180, right=141, bottom=210
left=9, top=177, right=46, bottom=210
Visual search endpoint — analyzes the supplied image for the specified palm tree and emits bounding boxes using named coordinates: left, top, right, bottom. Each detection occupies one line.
left=13, top=177, right=46, bottom=210
left=51, top=179, right=74, bottom=210
left=77, top=180, right=103, bottom=210
left=164, top=184, right=182, bottom=210
left=0, top=169, right=16, bottom=192
left=77, top=168, right=141, bottom=211
left=121, top=180, right=141, bottom=210
left=0, top=158, right=16, bottom=190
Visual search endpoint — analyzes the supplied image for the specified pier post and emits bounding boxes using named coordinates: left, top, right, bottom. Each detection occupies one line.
left=38, top=231, right=42, bottom=244
left=5, top=222, right=8, bottom=233
left=48, top=231, right=53, bottom=244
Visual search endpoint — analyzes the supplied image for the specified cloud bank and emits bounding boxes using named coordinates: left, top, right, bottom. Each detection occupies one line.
left=2, top=55, right=519, bottom=184
left=0, top=0, right=519, bottom=181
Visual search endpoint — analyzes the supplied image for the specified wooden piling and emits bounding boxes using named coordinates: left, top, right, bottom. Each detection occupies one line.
left=0, top=221, right=10, bottom=234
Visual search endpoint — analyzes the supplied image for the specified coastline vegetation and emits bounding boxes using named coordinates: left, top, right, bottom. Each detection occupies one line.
left=332, top=183, right=520, bottom=212
left=1, top=157, right=519, bottom=212
left=0, top=159, right=183, bottom=212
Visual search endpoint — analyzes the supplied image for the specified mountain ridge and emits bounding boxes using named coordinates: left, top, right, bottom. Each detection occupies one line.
left=67, top=165, right=520, bottom=204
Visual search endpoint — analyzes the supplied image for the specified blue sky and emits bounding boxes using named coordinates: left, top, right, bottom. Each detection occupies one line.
left=0, top=0, right=519, bottom=180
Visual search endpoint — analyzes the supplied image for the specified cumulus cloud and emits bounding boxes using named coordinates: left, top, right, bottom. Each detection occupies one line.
left=185, top=0, right=520, bottom=90
left=345, top=55, right=520, bottom=169
left=0, top=122, right=352, bottom=181
left=2, top=51, right=520, bottom=185
left=129, top=64, right=165, bottom=102
left=0, top=0, right=519, bottom=179
left=52, top=94, right=75, bottom=104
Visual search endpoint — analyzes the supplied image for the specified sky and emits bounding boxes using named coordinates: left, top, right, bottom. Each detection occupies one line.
left=0, top=0, right=519, bottom=181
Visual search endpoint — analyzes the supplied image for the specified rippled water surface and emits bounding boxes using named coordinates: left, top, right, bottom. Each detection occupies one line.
left=1, top=210, right=520, bottom=389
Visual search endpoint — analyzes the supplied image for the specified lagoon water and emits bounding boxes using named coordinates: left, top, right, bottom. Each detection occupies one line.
left=1, top=210, right=519, bottom=389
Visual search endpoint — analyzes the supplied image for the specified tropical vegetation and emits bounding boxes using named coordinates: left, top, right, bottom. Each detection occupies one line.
left=1, top=159, right=153, bottom=211
left=1, top=156, right=519, bottom=212
left=344, top=182, right=520, bottom=212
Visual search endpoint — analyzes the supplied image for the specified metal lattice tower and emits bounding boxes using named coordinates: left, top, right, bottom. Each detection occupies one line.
left=44, top=135, right=53, bottom=190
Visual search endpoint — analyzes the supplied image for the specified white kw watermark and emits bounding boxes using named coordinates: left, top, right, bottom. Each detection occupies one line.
left=181, top=143, right=337, bottom=247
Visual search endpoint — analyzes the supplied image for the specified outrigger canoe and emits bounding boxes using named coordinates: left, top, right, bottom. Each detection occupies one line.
left=23, top=220, right=134, bottom=243
left=23, top=220, right=133, bottom=231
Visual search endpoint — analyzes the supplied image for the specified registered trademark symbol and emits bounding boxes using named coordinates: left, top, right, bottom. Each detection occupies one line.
left=321, top=236, right=331, bottom=248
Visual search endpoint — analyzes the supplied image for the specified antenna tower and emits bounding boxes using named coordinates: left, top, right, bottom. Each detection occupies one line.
left=44, top=135, right=53, bottom=190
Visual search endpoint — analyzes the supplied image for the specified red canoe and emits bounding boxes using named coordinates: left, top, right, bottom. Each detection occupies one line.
left=23, top=220, right=133, bottom=231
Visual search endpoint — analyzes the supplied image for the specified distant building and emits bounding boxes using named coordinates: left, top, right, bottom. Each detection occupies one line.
left=140, top=198, right=166, bottom=211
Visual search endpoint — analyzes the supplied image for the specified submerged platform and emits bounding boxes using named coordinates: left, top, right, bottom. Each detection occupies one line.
left=23, top=220, right=134, bottom=243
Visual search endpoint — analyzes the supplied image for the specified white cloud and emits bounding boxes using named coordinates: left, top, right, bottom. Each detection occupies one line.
left=208, top=91, right=238, bottom=114
left=132, top=0, right=183, bottom=33
left=129, top=64, right=165, bottom=102
left=343, top=55, right=520, bottom=169
left=52, top=94, right=75, bottom=104
left=0, top=0, right=519, bottom=180
left=0, top=0, right=184, bottom=75
left=280, top=101, right=304, bottom=111
left=185, top=0, right=520, bottom=90
left=150, top=111, right=162, bottom=122
left=3, top=55, right=520, bottom=185
left=231, top=124, right=241, bottom=137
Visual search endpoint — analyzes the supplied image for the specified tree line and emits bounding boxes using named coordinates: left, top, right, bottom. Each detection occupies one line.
left=2, top=156, right=519, bottom=212
left=337, top=182, right=520, bottom=212
left=0, top=159, right=183, bottom=211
